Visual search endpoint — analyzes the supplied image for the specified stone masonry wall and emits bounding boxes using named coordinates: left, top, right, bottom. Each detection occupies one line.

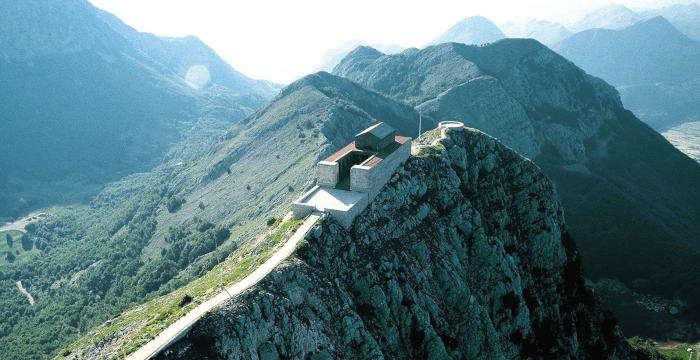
left=317, top=161, right=338, bottom=187
left=351, top=140, right=411, bottom=198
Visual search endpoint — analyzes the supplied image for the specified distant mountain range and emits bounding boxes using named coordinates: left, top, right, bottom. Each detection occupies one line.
left=433, top=3, right=700, bottom=48
left=0, top=0, right=279, bottom=218
left=568, top=4, right=642, bottom=32
left=567, top=2, right=700, bottom=42
left=430, top=6, right=700, bottom=160
left=334, top=40, right=700, bottom=336
left=555, top=16, right=700, bottom=130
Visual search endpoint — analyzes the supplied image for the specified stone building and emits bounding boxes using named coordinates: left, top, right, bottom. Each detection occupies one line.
left=292, top=122, right=411, bottom=227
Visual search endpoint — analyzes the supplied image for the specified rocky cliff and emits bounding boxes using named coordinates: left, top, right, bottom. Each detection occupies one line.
left=333, top=40, right=700, bottom=333
left=157, top=128, right=634, bottom=359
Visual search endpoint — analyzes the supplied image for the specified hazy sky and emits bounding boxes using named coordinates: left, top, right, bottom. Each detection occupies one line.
left=88, top=0, right=694, bottom=84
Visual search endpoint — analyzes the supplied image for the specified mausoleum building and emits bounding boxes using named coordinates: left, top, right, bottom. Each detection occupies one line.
left=292, top=122, right=412, bottom=228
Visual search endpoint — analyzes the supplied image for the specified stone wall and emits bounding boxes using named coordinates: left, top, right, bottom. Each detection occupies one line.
left=325, top=194, right=369, bottom=228
left=351, top=140, right=411, bottom=198
left=317, top=161, right=338, bottom=187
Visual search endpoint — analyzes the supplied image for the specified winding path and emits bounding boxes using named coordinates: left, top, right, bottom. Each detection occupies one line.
left=411, top=123, right=454, bottom=155
left=127, top=211, right=322, bottom=360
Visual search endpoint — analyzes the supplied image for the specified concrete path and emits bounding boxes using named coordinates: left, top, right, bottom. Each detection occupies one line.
left=127, top=211, right=322, bottom=360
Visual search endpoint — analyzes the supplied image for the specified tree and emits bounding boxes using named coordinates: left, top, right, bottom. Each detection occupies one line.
left=5, top=252, right=15, bottom=263
left=20, top=233, right=33, bottom=251
left=166, top=196, right=185, bottom=213
left=214, top=226, right=230, bottom=242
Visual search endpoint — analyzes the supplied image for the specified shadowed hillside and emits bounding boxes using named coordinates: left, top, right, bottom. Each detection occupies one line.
left=0, top=0, right=277, bottom=218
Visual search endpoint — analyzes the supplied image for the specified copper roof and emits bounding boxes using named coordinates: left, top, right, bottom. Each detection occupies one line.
left=322, top=142, right=360, bottom=162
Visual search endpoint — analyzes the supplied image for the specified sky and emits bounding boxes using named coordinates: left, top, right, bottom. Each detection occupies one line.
left=88, top=0, right=694, bottom=84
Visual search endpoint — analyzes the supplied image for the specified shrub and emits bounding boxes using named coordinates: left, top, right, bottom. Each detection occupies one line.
left=5, top=252, right=15, bottom=263
left=166, top=196, right=185, bottom=213
left=198, top=201, right=205, bottom=210
left=178, top=294, right=193, bottom=307
left=215, top=227, right=230, bottom=242
left=266, top=217, right=277, bottom=226
left=198, top=222, right=214, bottom=232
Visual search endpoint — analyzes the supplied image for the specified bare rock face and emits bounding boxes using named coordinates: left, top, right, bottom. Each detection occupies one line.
left=158, top=129, right=634, bottom=359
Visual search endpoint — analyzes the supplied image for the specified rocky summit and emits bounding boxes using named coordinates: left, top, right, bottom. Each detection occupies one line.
left=333, top=40, right=700, bottom=332
left=157, top=128, right=634, bottom=359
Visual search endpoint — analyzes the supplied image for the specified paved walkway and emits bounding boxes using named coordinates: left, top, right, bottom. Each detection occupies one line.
left=127, top=211, right=322, bottom=360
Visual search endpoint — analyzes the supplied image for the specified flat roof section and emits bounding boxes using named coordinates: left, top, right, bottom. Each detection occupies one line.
left=323, top=136, right=411, bottom=164
left=356, top=122, right=395, bottom=139
left=359, top=136, right=412, bottom=168
left=297, top=187, right=367, bottom=212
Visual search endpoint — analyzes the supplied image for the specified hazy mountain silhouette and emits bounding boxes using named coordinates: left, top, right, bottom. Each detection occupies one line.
left=430, top=16, right=505, bottom=45
left=556, top=16, right=700, bottom=130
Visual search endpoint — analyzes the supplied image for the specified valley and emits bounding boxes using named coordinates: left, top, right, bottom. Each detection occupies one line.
left=663, top=122, right=700, bottom=162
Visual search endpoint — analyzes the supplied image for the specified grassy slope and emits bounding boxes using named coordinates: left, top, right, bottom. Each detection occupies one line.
left=60, top=216, right=304, bottom=359
left=0, top=230, right=39, bottom=266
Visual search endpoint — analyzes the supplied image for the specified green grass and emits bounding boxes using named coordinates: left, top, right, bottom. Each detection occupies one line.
left=414, top=128, right=447, bottom=158
left=58, top=215, right=305, bottom=359
left=0, top=230, right=40, bottom=266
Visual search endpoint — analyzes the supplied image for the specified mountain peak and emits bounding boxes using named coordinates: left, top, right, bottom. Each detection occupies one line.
left=346, top=45, right=385, bottom=60
left=430, top=16, right=505, bottom=46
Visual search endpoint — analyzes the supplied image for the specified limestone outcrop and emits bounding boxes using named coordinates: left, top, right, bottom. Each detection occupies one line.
left=157, top=128, right=634, bottom=359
